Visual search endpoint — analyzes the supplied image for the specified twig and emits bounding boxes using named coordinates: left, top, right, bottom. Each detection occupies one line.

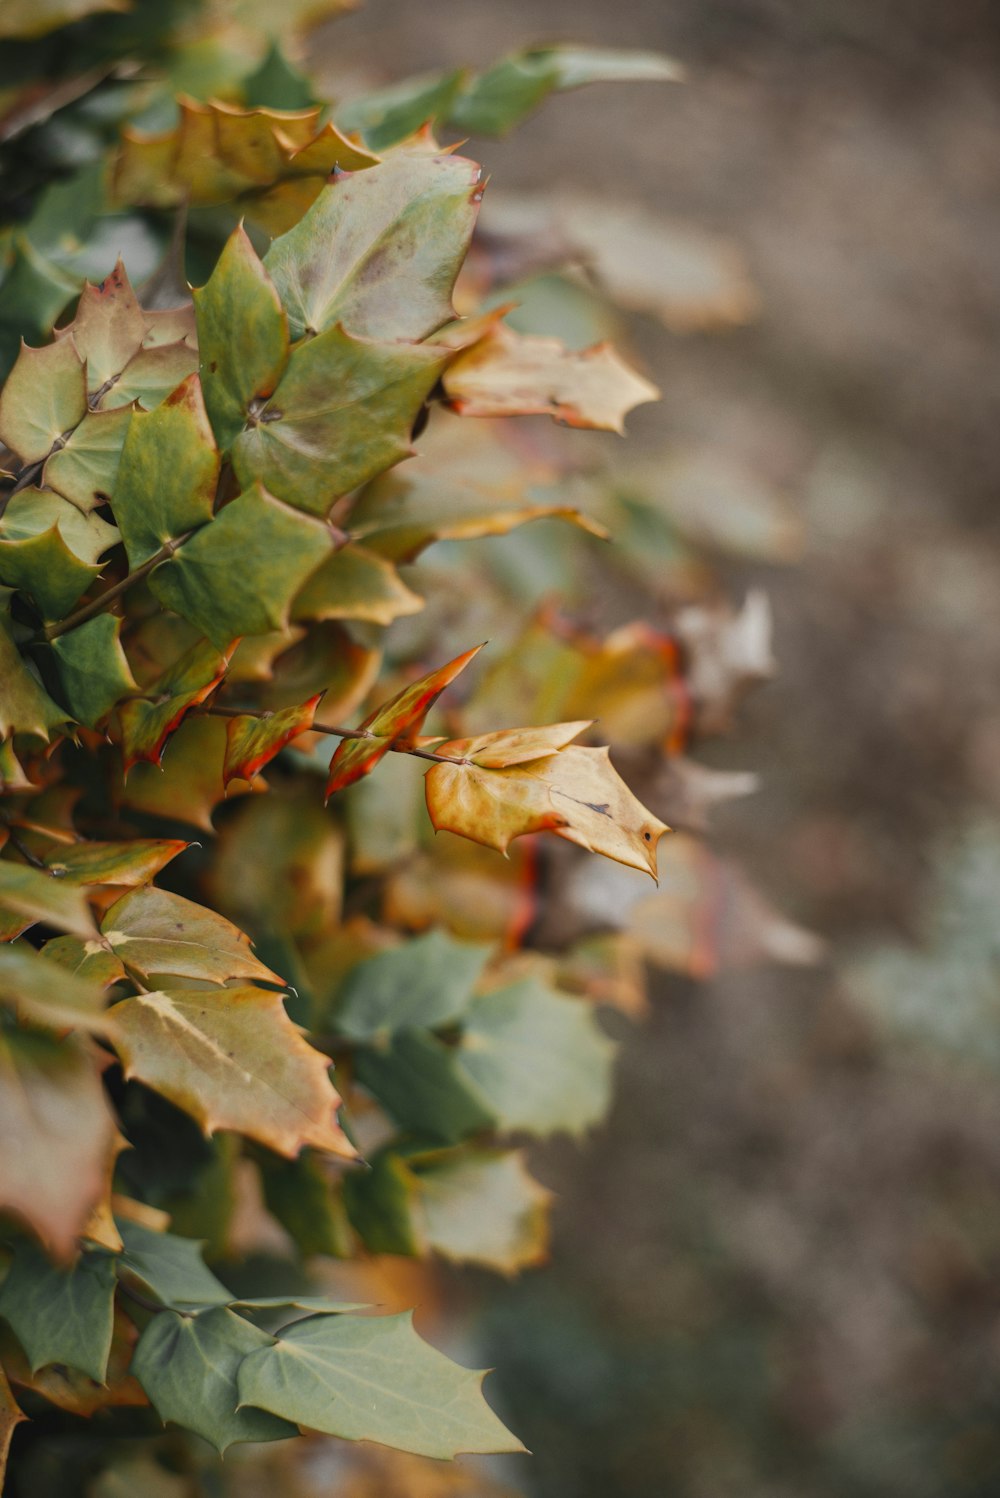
left=38, top=530, right=195, bottom=643
left=201, top=705, right=470, bottom=766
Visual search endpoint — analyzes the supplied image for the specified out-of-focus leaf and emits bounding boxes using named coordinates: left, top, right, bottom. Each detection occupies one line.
left=118, top=715, right=247, bottom=830
left=292, top=543, right=424, bottom=625
left=0, top=1365, right=24, bottom=1488
left=0, top=1027, right=116, bottom=1259
left=0, top=859, right=97, bottom=941
left=0, top=237, right=78, bottom=376
left=675, top=590, right=775, bottom=735
left=415, top=1147, right=551, bottom=1271
left=385, top=835, right=537, bottom=946
left=132, top=1307, right=297, bottom=1454
left=0, top=0, right=127, bottom=40
left=257, top=1149, right=352, bottom=1259
left=115, top=1219, right=231, bottom=1311
left=0, top=1240, right=115, bottom=1383
left=0, top=942, right=109, bottom=1033
left=237, top=1309, right=525, bottom=1457
left=51, top=614, right=139, bottom=728
left=355, top=1029, right=493, bottom=1144
left=100, top=885, right=282, bottom=986
left=333, top=929, right=490, bottom=1041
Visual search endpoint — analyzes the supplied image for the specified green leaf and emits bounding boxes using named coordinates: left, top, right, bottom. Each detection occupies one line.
left=0, top=0, right=128, bottom=41
left=41, top=935, right=127, bottom=988
left=132, top=1307, right=297, bottom=1454
left=237, top=1309, right=524, bottom=1457
left=193, top=225, right=289, bottom=452
left=99, top=340, right=199, bottom=413
left=0, top=236, right=78, bottom=376
left=42, top=838, right=188, bottom=888
left=110, top=986, right=355, bottom=1159
left=291, top=542, right=423, bottom=625
left=115, top=1220, right=232, bottom=1311
left=51, top=614, right=139, bottom=727
left=150, top=483, right=334, bottom=648
left=100, top=885, right=282, bottom=985
left=414, top=1147, right=550, bottom=1272
left=115, top=638, right=231, bottom=771
left=231, top=324, right=448, bottom=515
left=337, top=71, right=467, bottom=151
left=354, top=1029, right=493, bottom=1144
left=0, top=941, right=109, bottom=1032
left=243, top=42, right=316, bottom=111
left=256, top=1150, right=353, bottom=1259
left=0, top=1240, right=115, bottom=1383
left=333, top=929, right=489, bottom=1042
left=0, top=488, right=117, bottom=618
left=44, top=406, right=133, bottom=513
left=454, top=979, right=615, bottom=1137
left=263, top=153, right=482, bottom=342
left=342, top=1151, right=421, bottom=1256
left=111, top=374, right=220, bottom=567
left=0, top=337, right=87, bottom=465
left=0, top=602, right=68, bottom=741
left=0, top=859, right=97, bottom=942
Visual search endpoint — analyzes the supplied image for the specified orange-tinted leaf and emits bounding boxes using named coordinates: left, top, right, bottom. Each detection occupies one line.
left=437, top=721, right=592, bottom=769
left=443, top=325, right=659, bottom=432
left=325, top=644, right=484, bottom=798
left=426, top=741, right=669, bottom=876
left=115, top=639, right=233, bottom=774
left=101, top=885, right=283, bottom=986
left=42, top=838, right=189, bottom=887
left=223, top=695, right=322, bottom=784
left=111, top=986, right=355, bottom=1159
left=1, top=1311, right=147, bottom=1417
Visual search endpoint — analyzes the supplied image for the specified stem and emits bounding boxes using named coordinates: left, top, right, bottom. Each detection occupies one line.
left=2, top=826, right=47, bottom=870
left=201, top=705, right=470, bottom=766
left=39, top=530, right=194, bottom=643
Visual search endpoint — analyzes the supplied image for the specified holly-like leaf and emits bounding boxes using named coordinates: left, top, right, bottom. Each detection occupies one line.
left=98, top=340, right=199, bottom=413
left=256, top=1150, right=353, bottom=1259
left=354, top=1029, right=493, bottom=1143
left=42, top=838, right=188, bottom=888
left=438, top=722, right=593, bottom=769
left=60, top=260, right=147, bottom=395
left=41, top=935, right=126, bottom=988
left=132, top=1307, right=297, bottom=1454
left=333, top=929, right=489, bottom=1042
left=0, top=860, right=97, bottom=941
left=0, top=488, right=118, bottom=618
left=0, top=1309, right=146, bottom=1418
left=0, top=1027, right=116, bottom=1258
left=231, top=323, right=449, bottom=515
left=326, top=643, right=483, bottom=797
left=100, top=886, right=282, bottom=986
left=0, top=337, right=86, bottom=463
left=0, top=1365, right=24, bottom=1489
left=111, top=374, right=220, bottom=567
left=0, top=600, right=68, bottom=741
left=115, top=638, right=232, bottom=772
left=415, top=1147, right=551, bottom=1272
left=193, top=226, right=289, bottom=452
left=51, top=614, right=139, bottom=728
left=150, top=482, right=334, bottom=649
left=115, top=1220, right=231, bottom=1311
left=0, top=942, right=109, bottom=1033
left=222, top=695, right=322, bottom=785
left=426, top=740, right=669, bottom=876
left=113, top=99, right=378, bottom=233
left=44, top=406, right=133, bottom=513
left=263, top=153, right=482, bottom=343
left=454, top=979, right=615, bottom=1137
left=443, top=325, right=659, bottom=432
left=237, top=1310, right=524, bottom=1458
left=291, top=543, right=423, bottom=625
left=110, top=986, right=354, bottom=1158
left=119, top=715, right=244, bottom=831
left=0, top=1240, right=115, bottom=1383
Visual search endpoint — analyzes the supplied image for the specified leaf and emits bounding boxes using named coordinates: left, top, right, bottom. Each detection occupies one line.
left=337, top=71, right=467, bottom=153
left=333, top=929, right=489, bottom=1042
left=0, top=488, right=118, bottom=618
left=0, top=1364, right=24, bottom=1489
left=0, top=942, right=109, bottom=1033
left=110, top=986, right=355, bottom=1158
left=119, top=715, right=247, bottom=831
left=132, top=1307, right=296, bottom=1454
left=113, top=99, right=378, bottom=233
left=100, top=885, right=282, bottom=985
left=193, top=225, right=290, bottom=452
left=256, top=1149, right=352, bottom=1259
left=291, top=543, right=423, bottom=625
left=354, top=1029, right=493, bottom=1144
left=51, top=614, right=139, bottom=728
left=222, top=695, right=321, bottom=785
left=150, top=482, right=334, bottom=649
left=0, top=236, right=78, bottom=376
left=0, top=336, right=86, bottom=463
left=44, top=405, right=133, bottom=513
left=41, top=935, right=126, bottom=988
left=454, top=979, right=615, bottom=1137
left=443, top=325, right=659, bottom=432
left=231, top=323, right=449, bottom=516
left=0, top=0, right=127, bottom=41
left=115, top=638, right=232, bottom=772
left=237, top=1309, right=524, bottom=1458
left=415, top=1147, right=551, bottom=1272
left=426, top=741, right=669, bottom=877
left=0, top=1027, right=116, bottom=1258
left=42, top=838, right=188, bottom=888
left=326, top=643, right=483, bottom=797
left=0, top=601, right=68, bottom=741
left=263, top=153, right=482, bottom=342
left=61, top=260, right=147, bottom=394
left=111, top=374, right=220, bottom=567
left=342, top=1151, right=421, bottom=1256
left=0, top=1309, right=146, bottom=1418
left=116, top=1219, right=231, bottom=1311
left=98, top=340, right=200, bottom=413
left=0, top=860, right=97, bottom=941
left=0, top=1240, right=115, bottom=1383
left=439, top=721, right=593, bottom=769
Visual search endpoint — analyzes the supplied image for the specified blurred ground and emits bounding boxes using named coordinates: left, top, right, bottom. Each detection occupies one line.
left=316, top=6, right=1000, bottom=1495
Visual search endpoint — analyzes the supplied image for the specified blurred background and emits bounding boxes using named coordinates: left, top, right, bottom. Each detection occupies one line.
left=311, top=4, right=1000, bottom=1496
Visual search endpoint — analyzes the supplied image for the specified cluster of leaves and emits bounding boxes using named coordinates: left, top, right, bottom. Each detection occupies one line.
left=0, top=3, right=806, bottom=1493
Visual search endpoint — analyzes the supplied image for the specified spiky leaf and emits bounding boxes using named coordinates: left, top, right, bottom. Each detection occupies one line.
left=0, top=1241, right=115, bottom=1383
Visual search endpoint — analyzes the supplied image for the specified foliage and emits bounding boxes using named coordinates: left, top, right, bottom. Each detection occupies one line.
left=0, top=4, right=806, bottom=1494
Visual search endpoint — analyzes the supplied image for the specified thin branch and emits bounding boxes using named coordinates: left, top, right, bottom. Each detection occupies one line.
left=38, top=530, right=195, bottom=643
left=201, top=705, right=470, bottom=766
